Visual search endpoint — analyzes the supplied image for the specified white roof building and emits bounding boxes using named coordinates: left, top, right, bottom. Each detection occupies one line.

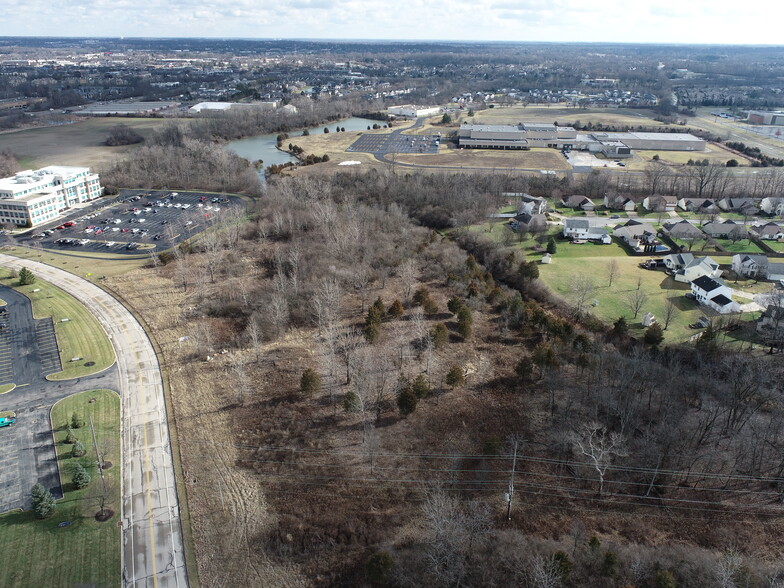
left=0, top=167, right=102, bottom=228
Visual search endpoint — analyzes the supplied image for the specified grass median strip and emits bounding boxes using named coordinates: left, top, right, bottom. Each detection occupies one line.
left=0, top=389, right=121, bottom=588
left=0, top=268, right=115, bottom=379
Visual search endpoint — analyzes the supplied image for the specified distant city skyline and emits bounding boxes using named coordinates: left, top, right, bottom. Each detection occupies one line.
left=0, top=0, right=780, bottom=46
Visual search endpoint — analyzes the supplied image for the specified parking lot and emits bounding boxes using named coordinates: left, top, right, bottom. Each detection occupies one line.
left=347, top=133, right=441, bottom=155
left=18, top=190, right=244, bottom=254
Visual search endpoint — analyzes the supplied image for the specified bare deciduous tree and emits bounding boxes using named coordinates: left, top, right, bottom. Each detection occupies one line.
left=624, top=289, right=648, bottom=319
left=663, top=297, right=677, bottom=330
left=571, top=275, right=595, bottom=317
left=571, top=422, right=627, bottom=497
left=606, top=259, right=619, bottom=287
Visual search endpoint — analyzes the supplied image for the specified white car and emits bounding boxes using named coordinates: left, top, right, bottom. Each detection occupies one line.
left=138, top=218, right=146, bottom=223
left=105, top=241, right=115, bottom=247
left=185, top=221, right=193, bottom=226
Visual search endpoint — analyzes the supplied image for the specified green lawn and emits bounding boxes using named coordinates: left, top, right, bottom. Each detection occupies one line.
left=0, top=383, right=15, bottom=394
left=713, top=239, right=765, bottom=254
left=0, top=389, right=120, bottom=588
left=0, top=269, right=115, bottom=380
left=539, top=256, right=725, bottom=342
left=764, top=240, right=784, bottom=253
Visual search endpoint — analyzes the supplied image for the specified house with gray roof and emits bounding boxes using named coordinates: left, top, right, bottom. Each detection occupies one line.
left=562, top=218, right=611, bottom=243
left=702, top=220, right=748, bottom=240
left=664, top=220, right=704, bottom=240
left=732, top=254, right=784, bottom=281
left=751, top=222, right=784, bottom=241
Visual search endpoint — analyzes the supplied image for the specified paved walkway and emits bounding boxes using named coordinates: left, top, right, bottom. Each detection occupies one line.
left=0, top=255, right=187, bottom=588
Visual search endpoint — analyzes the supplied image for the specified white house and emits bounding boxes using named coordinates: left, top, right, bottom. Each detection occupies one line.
left=760, top=197, right=784, bottom=216
left=732, top=254, right=784, bottom=281
left=690, top=275, right=739, bottom=314
left=562, top=218, right=612, bottom=243
left=674, top=256, right=722, bottom=283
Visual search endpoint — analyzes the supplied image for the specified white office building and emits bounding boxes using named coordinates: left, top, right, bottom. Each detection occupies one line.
left=0, top=166, right=103, bottom=227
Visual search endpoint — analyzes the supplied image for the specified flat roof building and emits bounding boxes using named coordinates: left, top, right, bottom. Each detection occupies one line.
left=77, top=101, right=179, bottom=115
left=0, top=167, right=102, bottom=228
left=387, top=105, right=442, bottom=118
left=458, top=122, right=705, bottom=152
left=746, top=111, right=784, bottom=125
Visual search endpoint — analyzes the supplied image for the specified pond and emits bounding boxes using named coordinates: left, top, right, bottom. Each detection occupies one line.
left=225, top=116, right=387, bottom=169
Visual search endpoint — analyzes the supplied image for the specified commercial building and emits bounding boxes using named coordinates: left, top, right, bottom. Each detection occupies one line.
left=387, top=105, right=442, bottom=118
left=458, top=122, right=705, bottom=154
left=746, top=111, right=784, bottom=125
left=77, top=101, right=180, bottom=115
left=0, top=167, right=102, bottom=227
left=190, top=101, right=278, bottom=113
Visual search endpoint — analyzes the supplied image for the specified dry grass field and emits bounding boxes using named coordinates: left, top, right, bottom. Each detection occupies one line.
left=0, top=118, right=175, bottom=170
left=470, top=105, right=666, bottom=128
left=393, top=147, right=571, bottom=170
left=630, top=142, right=753, bottom=168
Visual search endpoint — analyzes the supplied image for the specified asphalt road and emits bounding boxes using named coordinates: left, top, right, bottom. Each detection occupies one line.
left=0, top=254, right=187, bottom=588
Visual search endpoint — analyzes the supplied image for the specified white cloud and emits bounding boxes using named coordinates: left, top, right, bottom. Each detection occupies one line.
left=0, top=0, right=781, bottom=43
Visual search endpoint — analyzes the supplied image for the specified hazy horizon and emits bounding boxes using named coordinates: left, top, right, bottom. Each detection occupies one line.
left=0, top=0, right=780, bottom=46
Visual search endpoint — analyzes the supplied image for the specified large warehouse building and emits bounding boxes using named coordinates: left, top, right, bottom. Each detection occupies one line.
left=458, top=122, right=705, bottom=154
left=0, top=166, right=103, bottom=227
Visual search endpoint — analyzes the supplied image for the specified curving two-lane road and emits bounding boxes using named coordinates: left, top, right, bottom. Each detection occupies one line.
left=0, top=254, right=187, bottom=588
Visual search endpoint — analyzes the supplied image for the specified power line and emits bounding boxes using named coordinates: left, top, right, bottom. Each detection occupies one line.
left=205, top=441, right=784, bottom=485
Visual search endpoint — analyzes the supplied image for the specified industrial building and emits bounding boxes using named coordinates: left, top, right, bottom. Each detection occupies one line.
left=0, top=167, right=103, bottom=227
left=387, top=105, right=442, bottom=118
left=76, top=101, right=180, bottom=115
left=458, top=122, right=705, bottom=155
left=190, top=101, right=278, bottom=113
left=745, top=111, right=784, bottom=125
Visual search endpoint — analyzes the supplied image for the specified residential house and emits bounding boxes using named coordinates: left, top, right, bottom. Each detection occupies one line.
left=717, top=197, right=760, bottom=216
left=510, top=193, right=548, bottom=215
left=562, top=194, right=595, bottom=211
left=612, top=220, right=660, bottom=251
left=751, top=222, right=784, bottom=241
left=663, top=220, right=704, bottom=241
left=760, top=197, right=784, bottom=216
left=562, top=218, right=612, bottom=243
left=678, top=198, right=719, bottom=214
left=732, top=254, right=784, bottom=281
left=673, top=256, right=722, bottom=283
left=756, top=303, right=784, bottom=341
left=690, top=275, right=739, bottom=314
left=664, top=252, right=695, bottom=271
left=604, top=193, right=639, bottom=212
left=701, top=220, right=748, bottom=240
left=510, top=213, right=547, bottom=233
left=642, top=194, right=677, bottom=212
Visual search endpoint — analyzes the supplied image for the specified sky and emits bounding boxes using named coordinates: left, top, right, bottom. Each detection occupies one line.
left=1, top=0, right=782, bottom=45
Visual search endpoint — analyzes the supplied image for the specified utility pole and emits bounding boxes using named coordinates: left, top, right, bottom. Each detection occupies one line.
left=506, top=438, right=518, bottom=521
